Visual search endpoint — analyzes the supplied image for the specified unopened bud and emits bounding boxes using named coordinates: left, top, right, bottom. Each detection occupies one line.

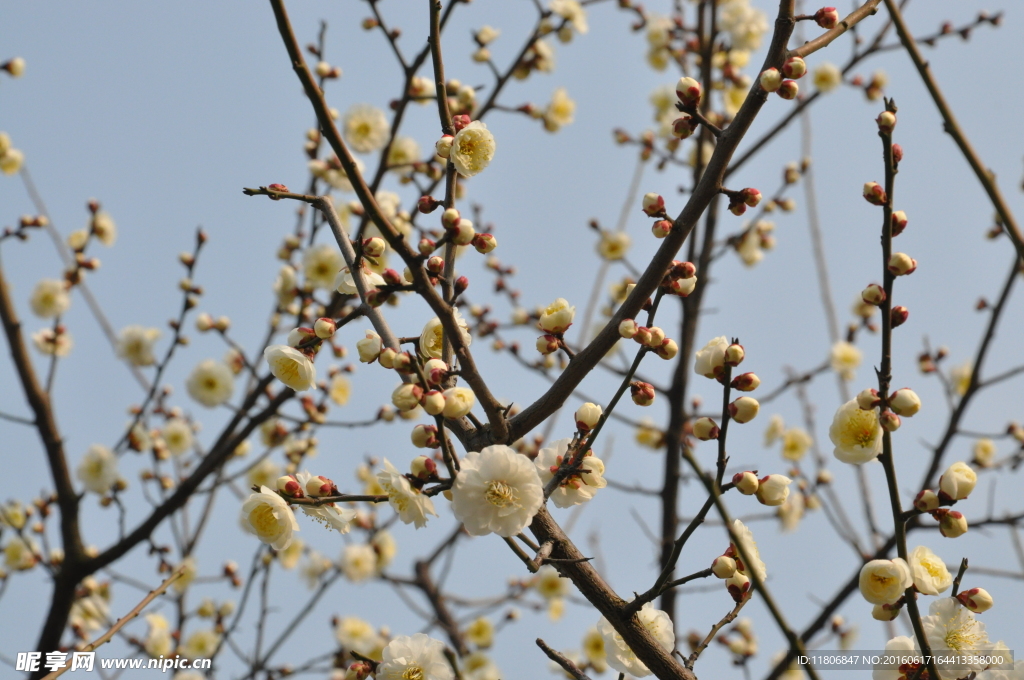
left=862, top=284, right=886, bottom=305
left=575, top=403, right=603, bottom=431
left=442, top=208, right=461, bottom=229
left=887, top=252, right=917, bottom=276
left=378, top=347, right=397, bottom=369
left=871, top=603, right=901, bottom=622
left=815, top=6, right=839, bottom=29
left=195, top=313, right=214, bottom=332
left=411, top=424, right=439, bottom=449
left=418, top=195, right=441, bottom=213
left=669, top=276, right=697, bottom=297
left=630, top=381, right=656, bottom=406
left=435, top=135, right=454, bottom=159
left=645, top=326, right=666, bottom=347
left=422, top=390, right=446, bottom=416
left=914, top=489, right=940, bottom=513
left=892, top=143, right=903, bottom=163
left=725, top=343, right=745, bottom=366
left=728, top=397, right=760, bottom=424
left=782, top=56, right=806, bottom=79
left=890, top=305, right=909, bottom=327
left=426, top=256, right=445, bottom=274
left=889, top=388, right=920, bottom=417
left=362, top=237, right=386, bottom=259
left=676, top=77, right=702, bottom=105
left=857, top=388, right=881, bottom=410
left=777, top=79, right=799, bottom=100
left=879, top=410, right=901, bottom=432
left=956, top=587, right=993, bottom=614
left=618, top=318, right=639, bottom=339
left=313, top=317, right=336, bottom=339
left=276, top=475, right=303, bottom=498
left=863, top=181, right=887, bottom=206
left=726, top=572, right=751, bottom=602
left=693, top=417, right=719, bottom=441
left=876, top=110, right=897, bottom=134
left=411, top=454, right=438, bottom=479
left=305, top=475, right=334, bottom=496
left=536, top=334, right=560, bottom=355
left=759, top=68, right=782, bottom=92
left=731, top=372, right=760, bottom=391
left=642, top=192, right=666, bottom=218
left=712, top=555, right=737, bottom=579
left=891, top=210, right=908, bottom=236
left=652, top=219, right=673, bottom=238
left=672, top=115, right=697, bottom=139
left=472, top=233, right=497, bottom=254
left=733, top=471, right=759, bottom=495
left=655, top=338, right=679, bottom=360
left=938, top=509, right=968, bottom=538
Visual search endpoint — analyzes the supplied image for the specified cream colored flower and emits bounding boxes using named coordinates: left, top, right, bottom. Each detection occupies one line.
left=442, top=386, right=476, bottom=419
left=387, top=136, right=421, bottom=175
left=582, top=627, right=607, bottom=673
left=636, top=418, right=664, bottom=449
left=597, top=602, right=674, bottom=677
left=335, top=617, right=384, bottom=657
left=451, top=445, right=544, bottom=537
left=377, top=634, right=453, bottom=680
left=31, top=328, right=73, bottom=356
left=829, top=399, right=883, bottom=464
left=550, top=0, right=587, bottom=33
left=973, top=438, right=997, bottom=467
left=356, top=329, right=382, bottom=363
left=543, top=87, right=576, bottom=132
left=465, top=617, right=494, bottom=648
left=922, top=598, right=992, bottom=680
left=264, top=345, right=316, bottom=392
left=378, top=459, right=437, bottom=528
left=694, top=336, right=729, bottom=379
left=4, top=536, right=38, bottom=571
left=597, top=231, right=630, bottom=261
left=764, top=414, right=785, bottom=447
left=450, top=121, right=496, bottom=177
left=814, top=62, right=843, bottom=92
left=334, top=265, right=386, bottom=296
left=534, top=564, right=571, bottom=599
left=535, top=438, right=607, bottom=508
left=300, top=551, right=332, bottom=589
left=950, top=361, right=973, bottom=396
left=755, top=474, right=791, bottom=506
left=939, top=461, right=977, bottom=501
left=719, top=0, right=769, bottom=51
left=463, top=651, right=500, bottom=680
left=737, top=227, right=763, bottom=266
left=538, top=298, right=575, bottom=334
left=859, top=558, right=912, bottom=605
left=180, top=629, right=220, bottom=659
left=778, top=492, right=805, bottom=532
left=420, top=309, right=472, bottom=359
left=186, top=359, right=235, bottom=407
left=163, top=418, right=193, bottom=456
left=372, top=529, right=397, bottom=570
left=830, top=341, right=862, bottom=380
left=30, top=279, right=70, bottom=318
left=730, top=519, right=767, bottom=581
left=144, top=613, right=173, bottom=657
left=908, top=545, right=952, bottom=595
left=277, top=537, right=303, bottom=569
left=0, top=147, right=24, bottom=174
left=343, top=104, right=390, bottom=153
left=69, top=592, right=108, bottom=633
left=248, top=458, right=280, bottom=489
left=173, top=556, right=198, bottom=594
left=77, top=444, right=118, bottom=495
left=91, top=212, right=117, bottom=246
left=781, top=428, right=812, bottom=461
left=302, top=244, right=344, bottom=290
left=341, top=543, right=377, bottom=582
left=116, top=325, right=161, bottom=366
left=329, top=374, right=351, bottom=406
left=241, top=486, right=299, bottom=550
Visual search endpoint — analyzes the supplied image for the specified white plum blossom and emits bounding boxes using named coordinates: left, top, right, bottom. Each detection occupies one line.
left=859, top=558, right=913, bottom=605
left=939, top=461, right=978, bottom=501
left=538, top=298, right=575, bottom=334
left=730, top=519, right=767, bottom=581
left=829, top=399, right=883, bottom=464
left=450, top=121, right=496, bottom=177
left=922, top=598, right=993, bottom=680
left=872, top=636, right=920, bottom=680
left=334, top=265, right=386, bottom=296
left=442, top=387, right=476, bottom=419
left=186, top=359, right=235, bottom=407
left=814, top=62, right=843, bottom=92
left=377, top=634, right=454, bottom=680
left=264, top=345, right=316, bottom=392
left=597, top=602, right=674, bottom=677
left=377, top=459, right=437, bottom=528
left=302, top=244, right=344, bottom=291
left=908, top=545, right=952, bottom=596
left=91, top=212, right=117, bottom=246
left=694, top=336, right=729, bottom=379
left=343, top=104, right=390, bottom=153
left=341, top=543, right=377, bottom=582
left=335, top=617, right=385, bottom=658
left=535, top=438, right=607, bottom=508
left=420, top=309, right=472, bottom=359
left=77, top=444, right=118, bottom=495
left=543, top=87, right=576, bottom=132
left=830, top=341, right=862, bottom=380
left=180, top=629, right=220, bottom=659
left=163, top=418, right=193, bottom=456
left=116, top=325, right=162, bottom=366
left=719, top=0, right=769, bottom=51
left=241, top=486, right=299, bottom=550
left=451, top=445, right=544, bottom=537
left=29, top=279, right=70, bottom=318
left=31, top=328, right=73, bottom=356
left=549, top=0, right=588, bottom=34
left=293, top=471, right=356, bottom=534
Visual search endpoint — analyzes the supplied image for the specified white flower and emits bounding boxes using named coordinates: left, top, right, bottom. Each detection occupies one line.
left=116, top=325, right=162, bottom=366
left=329, top=374, right=350, bottom=406
left=922, top=598, right=992, bottom=680
left=186, top=359, right=235, bottom=407
left=180, top=629, right=220, bottom=659
left=144, top=613, right=173, bottom=657
left=950, top=361, right=973, bottom=396
left=597, top=602, right=674, bottom=678
left=378, top=459, right=437, bottom=528
left=719, top=0, right=769, bottom=51
left=814, top=62, right=843, bottom=92
left=463, top=652, right=501, bottom=680
left=730, top=519, right=766, bottom=581
left=534, top=564, right=571, bottom=600
left=543, top=87, right=576, bottom=132
left=29, top=279, right=70, bottom=318
left=273, top=265, right=297, bottom=306
left=343, top=104, right=390, bottom=153
left=0, top=148, right=24, bottom=175
left=264, top=345, right=316, bottom=392
left=858, top=558, right=913, bottom=605
left=450, top=121, right=496, bottom=177
left=356, top=329, right=383, bottom=363
left=451, top=445, right=544, bottom=537
left=300, top=551, right=334, bottom=588
left=278, top=539, right=303, bottom=568
left=781, top=428, right=812, bottom=461
left=387, top=136, right=421, bottom=175
left=173, top=556, right=198, bottom=594
left=939, top=461, right=977, bottom=501
left=973, top=438, right=997, bottom=467
left=420, top=309, right=472, bottom=359
left=908, top=545, right=952, bottom=595
left=549, top=0, right=588, bottom=33
left=535, top=438, right=607, bottom=508
left=377, top=634, right=453, bottom=680
left=372, top=529, right=397, bottom=570
left=335, top=617, right=385, bottom=657
left=755, top=474, right=791, bottom=506
left=302, top=244, right=344, bottom=290
left=737, top=228, right=763, bottom=266
left=778, top=492, right=805, bottom=532
left=334, top=265, right=386, bottom=295
left=341, top=543, right=377, bottom=582
left=31, top=328, right=73, bottom=356
left=694, top=336, right=729, bottom=379
left=582, top=626, right=607, bottom=673
left=764, top=414, right=785, bottom=446
left=830, top=341, right=862, bottom=380
left=77, top=444, right=118, bottom=495
left=872, top=636, right=920, bottom=680
left=538, top=298, right=575, bottom=334
left=163, top=418, right=193, bottom=456
left=829, top=399, right=883, bottom=464
left=247, top=458, right=280, bottom=489
left=241, top=486, right=299, bottom=550
left=91, top=212, right=117, bottom=246
left=442, top=386, right=476, bottom=419
left=597, top=231, right=630, bottom=260
left=68, top=592, right=108, bottom=633
left=4, top=536, right=38, bottom=571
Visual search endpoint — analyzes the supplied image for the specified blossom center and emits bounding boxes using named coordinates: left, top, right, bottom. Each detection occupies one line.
left=943, top=615, right=983, bottom=651
left=249, top=505, right=282, bottom=540
left=402, top=667, right=424, bottom=680
left=485, top=480, right=519, bottom=508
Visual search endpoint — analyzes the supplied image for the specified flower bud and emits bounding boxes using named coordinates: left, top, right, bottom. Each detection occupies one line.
left=693, top=417, right=720, bottom=441
left=876, top=110, right=897, bottom=133
left=668, top=276, right=697, bottom=297
left=346, top=662, right=372, bottom=680
left=422, top=358, right=448, bottom=385
left=673, top=261, right=697, bottom=279
left=956, top=587, right=993, bottom=614
left=618, top=318, right=639, bottom=339
left=411, top=455, right=438, bottom=480
left=314, top=317, right=336, bottom=339
left=450, top=218, right=476, bottom=246
left=856, top=388, right=881, bottom=410
left=195, top=313, right=214, bottom=332
left=411, top=424, right=439, bottom=448
left=729, top=397, right=760, bottom=424
left=452, top=114, right=471, bottom=132
left=630, top=381, right=656, bottom=406
left=276, top=475, right=303, bottom=497
left=435, top=135, right=454, bottom=159
left=383, top=269, right=405, bottom=285
left=938, top=509, right=968, bottom=538
left=672, top=115, right=698, bottom=139
left=755, top=474, right=791, bottom=506
left=782, top=56, right=806, bottom=79
left=417, top=195, right=441, bottom=213
left=651, top=219, right=673, bottom=238
left=726, top=571, right=751, bottom=602
left=391, top=351, right=414, bottom=374
left=887, top=252, right=917, bottom=276
left=733, top=471, right=759, bottom=495
left=391, top=383, right=423, bottom=411
left=938, top=461, right=977, bottom=501
left=730, top=373, right=760, bottom=391
left=645, top=326, right=666, bottom=347
left=891, top=210, right=908, bottom=236
left=441, top=386, right=476, bottom=418
left=441, top=207, right=461, bottom=229
left=422, top=390, right=446, bottom=415
left=871, top=603, right=901, bottom=622
left=642, top=192, right=666, bottom=218
left=712, top=555, right=737, bottom=579
left=288, top=327, right=317, bottom=348
left=575, top=402, right=603, bottom=431
left=913, top=489, right=940, bottom=513
left=426, top=256, right=445, bottom=274
left=633, top=326, right=652, bottom=346
left=759, top=68, right=782, bottom=92
left=777, top=79, right=799, bottom=100
left=729, top=200, right=747, bottom=216
left=725, top=343, right=745, bottom=366
left=817, top=469, right=833, bottom=485
left=889, top=388, right=920, bottom=417
left=815, top=6, right=839, bottom=29
left=863, top=181, right=887, bottom=206
left=879, top=410, right=901, bottom=432
left=378, top=347, right=397, bottom=369
left=862, top=284, right=886, bottom=305
left=676, top=77, right=702, bottom=105
left=655, top=338, right=679, bottom=360
left=890, top=305, right=909, bottom=328
left=472, top=233, right=497, bottom=254
left=536, top=334, right=560, bottom=355
left=741, top=188, right=762, bottom=208
left=304, top=475, right=333, bottom=497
